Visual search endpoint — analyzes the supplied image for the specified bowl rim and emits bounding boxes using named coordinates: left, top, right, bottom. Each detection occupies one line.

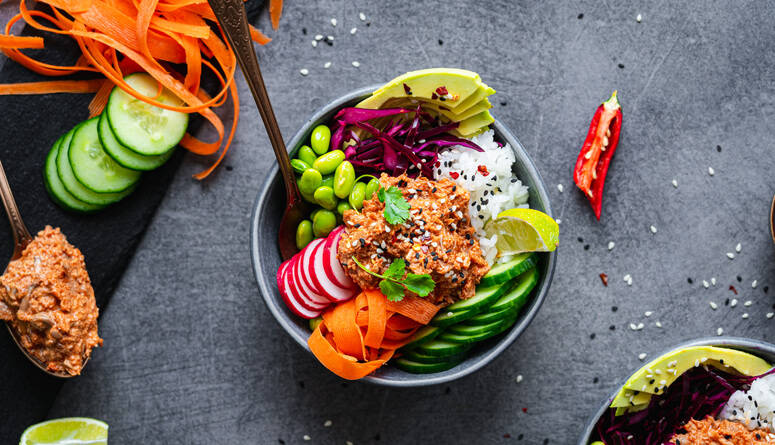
left=577, top=336, right=775, bottom=445
left=250, top=85, right=557, bottom=387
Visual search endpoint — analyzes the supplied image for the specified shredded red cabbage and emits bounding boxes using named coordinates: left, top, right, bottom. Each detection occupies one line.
left=592, top=366, right=775, bottom=445
left=330, top=104, right=483, bottom=178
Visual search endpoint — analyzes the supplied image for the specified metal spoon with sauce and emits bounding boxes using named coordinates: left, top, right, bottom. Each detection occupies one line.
left=0, top=161, right=76, bottom=378
left=206, top=0, right=309, bottom=261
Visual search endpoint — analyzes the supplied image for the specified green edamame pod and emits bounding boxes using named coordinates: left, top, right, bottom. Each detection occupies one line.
left=336, top=201, right=352, bottom=216
left=297, top=145, right=317, bottom=165
left=333, top=161, right=356, bottom=199
left=310, top=125, right=331, bottom=155
left=299, top=168, right=322, bottom=194
left=312, top=210, right=337, bottom=237
left=313, top=186, right=337, bottom=210
left=290, top=159, right=310, bottom=175
left=297, top=178, right=316, bottom=203
left=296, top=220, right=313, bottom=249
left=365, top=177, right=380, bottom=200
left=348, top=182, right=367, bottom=210
left=312, top=150, right=345, bottom=175
left=320, top=175, right=334, bottom=189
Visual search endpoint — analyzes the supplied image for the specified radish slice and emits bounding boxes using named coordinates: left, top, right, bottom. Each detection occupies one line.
left=300, top=238, right=326, bottom=297
left=310, top=237, right=356, bottom=302
left=281, top=257, right=321, bottom=319
left=322, top=228, right=356, bottom=290
left=291, top=256, right=329, bottom=309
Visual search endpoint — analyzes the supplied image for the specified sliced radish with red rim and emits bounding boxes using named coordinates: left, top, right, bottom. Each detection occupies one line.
left=310, top=237, right=356, bottom=302
left=290, top=257, right=329, bottom=309
left=281, top=257, right=321, bottom=319
left=322, top=227, right=356, bottom=290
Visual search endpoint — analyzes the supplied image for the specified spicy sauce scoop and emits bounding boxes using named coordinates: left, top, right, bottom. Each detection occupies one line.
left=0, top=226, right=101, bottom=375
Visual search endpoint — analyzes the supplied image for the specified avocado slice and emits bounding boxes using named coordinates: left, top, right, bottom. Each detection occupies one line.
left=450, top=111, right=495, bottom=138
left=450, top=85, right=496, bottom=114
left=609, top=346, right=771, bottom=415
left=357, top=68, right=486, bottom=110
left=421, top=98, right=493, bottom=123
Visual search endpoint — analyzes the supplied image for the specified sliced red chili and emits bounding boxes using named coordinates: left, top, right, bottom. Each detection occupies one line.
left=573, top=91, right=622, bottom=220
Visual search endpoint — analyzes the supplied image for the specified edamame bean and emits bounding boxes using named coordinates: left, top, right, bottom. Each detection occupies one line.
left=348, top=182, right=367, bottom=210
left=297, top=145, right=317, bottom=165
left=290, top=159, right=310, bottom=175
left=312, top=210, right=337, bottom=237
left=336, top=201, right=352, bottom=216
left=310, top=125, right=331, bottom=155
left=312, top=150, right=345, bottom=175
left=365, top=177, right=380, bottom=200
left=297, top=178, right=316, bottom=203
left=313, top=186, right=337, bottom=210
left=296, top=220, right=313, bottom=250
left=320, top=175, right=334, bottom=189
left=299, top=168, right=322, bottom=195
left=309, top=317, right=323, bottom=331
left=310, top=208, right=321, bottom=221
left=333, top=161, right=356, bottom=199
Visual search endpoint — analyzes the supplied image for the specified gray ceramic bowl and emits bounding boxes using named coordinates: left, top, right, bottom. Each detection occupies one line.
left=250, top=85, right=557, bottom=386
left=578, top=337, right=775, bottom=444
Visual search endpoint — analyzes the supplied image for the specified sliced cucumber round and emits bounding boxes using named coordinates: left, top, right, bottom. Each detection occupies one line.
left=106, top=73, right=188, bottom=155
left=464, top=306, right=517, bottom=326
left=415, top=339, right=471, bottom=357
left=439, top=314, right=519, bottom=344
left=402, top=348, right=470, bottom=364
left=488, top=267, right=539, bottom=314
left=69, top=117, right=141, bottom=193
left=401, top=326, right=441, bottom=350
left=447, top=318, right=505, bottom=337
left=98, top=111, right=174, bottom=171
left=394, top=356, right=463, bottom=374
left=57, top=124, right=135, bottom=205
left=44, top=137, right=105, bottom=213
left=431, top=307, right=477, bottom=328
left=479, top=253, right=536, bottom=287
left=441, top=279, right=513, bottom=314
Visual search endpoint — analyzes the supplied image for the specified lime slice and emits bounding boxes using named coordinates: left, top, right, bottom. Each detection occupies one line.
left=484, top=208, right=559, bottom=255
left=20, top=418, right=108, bottom=445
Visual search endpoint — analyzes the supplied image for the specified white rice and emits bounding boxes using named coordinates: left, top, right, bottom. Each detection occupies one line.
left=720, top=372, right=775, bottom=432
left=436, top=129, right=529, bottom=265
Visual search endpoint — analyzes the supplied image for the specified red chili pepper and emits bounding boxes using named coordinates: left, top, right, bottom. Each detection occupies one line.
left=573, top=91, right=622, bottom=220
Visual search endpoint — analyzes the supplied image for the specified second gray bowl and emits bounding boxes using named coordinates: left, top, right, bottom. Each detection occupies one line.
left=250, top=85, right=557, bottom=386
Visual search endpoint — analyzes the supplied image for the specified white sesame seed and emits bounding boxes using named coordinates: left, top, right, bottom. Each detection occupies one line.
left=556, top=218, right=562, bottom=224
left=660, top=379, right=667, bottom=386
left=655, top=321, right=663, bottom=328
left=711, top=277, right=717, bottom=286
left=636, top=322, right=644, bottom=330
left=350, top=27, right=357, bottom=35
left=624, top=274, right=632, bottom=282
left=695, top=359, right=700, bottom=367
left=299, top=68, right=309, bottom=76
left=736, top=243, right=742, bottom=253
left=324, top=420, right=333, bottom=427
left=324, top=61, right=332, bottom=68
left=703, top=280, right=710, bottom=288
left=731, top=298, right=738, bottom=307
left=330, top=18, right=337, bottom=26
left=347, top=442, right=354, bottom=445
left=709, top=301, right=718, bottom=310
left=638, top=353, right=647, bottom=361
left=312, top=40, right=318, bottom=47
left=752, top=280, right=758, bottom=288
left=359, top=12, right=366, bottom=21
left=557, top=184, right=564, bottom=193
left=727, top=252, right=735, bottom=259
left=636, top=13, right=642, bottom=22
left=315, top=34, right=324, bottom=40
left=608, top=241, right=615, bottom=251
left=717, top=327, right=724, bottom=336
left=629, top=323, right=638, bottom=331
left=516, top=374, right=523, bottom=383
left=352, top=61, right=360, bottom=67
left=744, top=300, right=753, bottom=307
left=742, top=313, right=749, bottom=319
left=644, top=311, right=653, bottom=317
left=668, top=360, right=677, bottom=368
left=708, top=166, right=715, bottom=176
left=649, top=225, right=657, bottom=234
left=327, top=35, right=335, bottom=41
left=767, top=313, right=774, bottom=319
left=303, top=435, right=311, bottom=441
left=671, top=179, right=678, bottom=188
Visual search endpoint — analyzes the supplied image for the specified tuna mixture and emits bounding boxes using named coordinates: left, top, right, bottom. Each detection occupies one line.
left=0, top=226, right=102, bottom=375
left=670, top=417, right=773, bottom=444
left=338, top=173, right=490, bottom=306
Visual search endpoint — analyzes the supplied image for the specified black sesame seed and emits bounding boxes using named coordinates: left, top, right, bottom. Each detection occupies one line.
left=577, top=237, right=584, bottom=243
left=583, top=244, right=590, bottom=251
left=687, top=278, right=693, bottom=284
left=725, top=298, right=730, bottom=306
left=446, top=249, right=453, bottom=253
left=301, top=28, right=307, bottom=35
left=765, top=286, right=769, bottom=293
left=593, top=377, right=599, bottom=383
left=737, top=275, right=743, bottom=282
left=465, top=233, right=470, bottom=239
left=590, top=333, right=596, bottom=339
left=577, top=13, right=584, bottom=19
left=438, top=39, right=443, bottom=45
left=609, top=325, right=615, bottom=331
left=717, top=145, right=722, bottom=152
left=452, top=186, right=456, bottom=192
left=431, top=187, right=437, bottom=193
left=483, top=190, right=488, bottom=196
left=279, top=440, right=285, bottom=444
left=612, top=306, right=618, bottom=312
left=511, top=178, right=517, bottom=183
left=354, top=224, right=361, bottom=228
left=618, top=63, right=625, bottom=69
left=424, top=258, right=428, bottom=267
left=451, top=277, right=458, bottom=283
left=359, top=238, right=366, bottom=247
left=225, top=165, right=233, bottom=171
left=518, top=434, right=523, bottom=440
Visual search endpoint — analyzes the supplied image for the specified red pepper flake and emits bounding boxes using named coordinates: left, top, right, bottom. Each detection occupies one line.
left=729, top=285, right=738, bottom=295
left=599, top=273, right=608, bottom=286
left=435, top=161, right=441, bottom=167
left=431, top=92, right=438, bottom=100
left=435, top=86, right=449, bottom=96
left=403, top=83, right=412, bottom=95
left=449, top=171, right=459, bottom=179
left=521, top=407, right=528, bottom=413
left=477, top=165, right=490, bottom=176
left=503, top=434, right=511, bottom=439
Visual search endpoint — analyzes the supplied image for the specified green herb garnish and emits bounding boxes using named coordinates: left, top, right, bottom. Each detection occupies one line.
left=377, top=186, right=410, bottom=225
left=351, top=257, right=435, bottom=302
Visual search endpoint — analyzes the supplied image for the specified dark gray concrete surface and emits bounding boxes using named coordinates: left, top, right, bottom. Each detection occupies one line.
left=3, top=0, right=775, bottom=443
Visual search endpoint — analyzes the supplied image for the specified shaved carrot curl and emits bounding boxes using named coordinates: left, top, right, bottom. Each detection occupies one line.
left=0, top=0, right=278, bottom=179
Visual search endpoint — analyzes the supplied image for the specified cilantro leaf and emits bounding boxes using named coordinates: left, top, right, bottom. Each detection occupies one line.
left=378, top=186, right=410, bottom=225
left=383, top=259, right=406, bottom=279
left=401, top=274, right=435, bottom=297
left=379, top=280, right=406, bottom=302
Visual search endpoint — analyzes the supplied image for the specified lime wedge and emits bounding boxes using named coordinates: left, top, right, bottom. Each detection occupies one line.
left=484, top=208, right=559, bottom=255
left=20, top=418, right=108, bottom=445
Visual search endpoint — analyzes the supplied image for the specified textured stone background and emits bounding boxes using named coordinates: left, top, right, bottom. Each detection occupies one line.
left=2, top=0, right=775, bottom=443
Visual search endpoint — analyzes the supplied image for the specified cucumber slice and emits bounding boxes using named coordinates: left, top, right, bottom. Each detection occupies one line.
left=394, top=356, right=463, bottom=374
left=415, top=339, right=471, bottom=357
left=98, top=112, right=174, bottom=171
left=402, top=348, right=470, bottom=364
left=464, top=306, right=517, bottom=326
left=439, top=314, right=519, bottom=344
left=432, top=279, right=513, bottom=326
left=479, top=253, right=536, bottom=287
left=69, top=117, right=141, bottom=193
left=401, top=326, right=441, bottom=350
left=430, top=307, right=477, bottom=328
left=447, top=318, right=504, bottom=337
left=57, top=124, right=136, bottom=205
left=43, top=138, right=105, bottom=213
left=106, top=73, right=188, bottom=155
left=488, top=267, right=539, bottom=314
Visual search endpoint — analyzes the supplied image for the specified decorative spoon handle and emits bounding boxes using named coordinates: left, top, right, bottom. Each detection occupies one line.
left=207, top=0, right=299, bottom=202
left=0, top=160, right=32, bottom=257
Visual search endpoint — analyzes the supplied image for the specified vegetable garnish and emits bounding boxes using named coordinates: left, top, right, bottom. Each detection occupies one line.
left=377, top=185, right=410, bottom=224
left=573, top=91, right=622, bottom=219
left=308, top=289, right=439, bottom=379
left=351, top=257, right=434, bottom=302
left=0, top=0, right=279, bottom=179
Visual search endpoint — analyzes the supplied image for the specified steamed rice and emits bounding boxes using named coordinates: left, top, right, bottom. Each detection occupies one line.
left=436, top=130, right=529, bottom=265
left=721, top=372, right=775, bottom=432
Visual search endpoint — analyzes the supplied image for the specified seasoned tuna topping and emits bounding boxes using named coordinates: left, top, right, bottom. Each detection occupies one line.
left=670, top=417, right=772, bottom=444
